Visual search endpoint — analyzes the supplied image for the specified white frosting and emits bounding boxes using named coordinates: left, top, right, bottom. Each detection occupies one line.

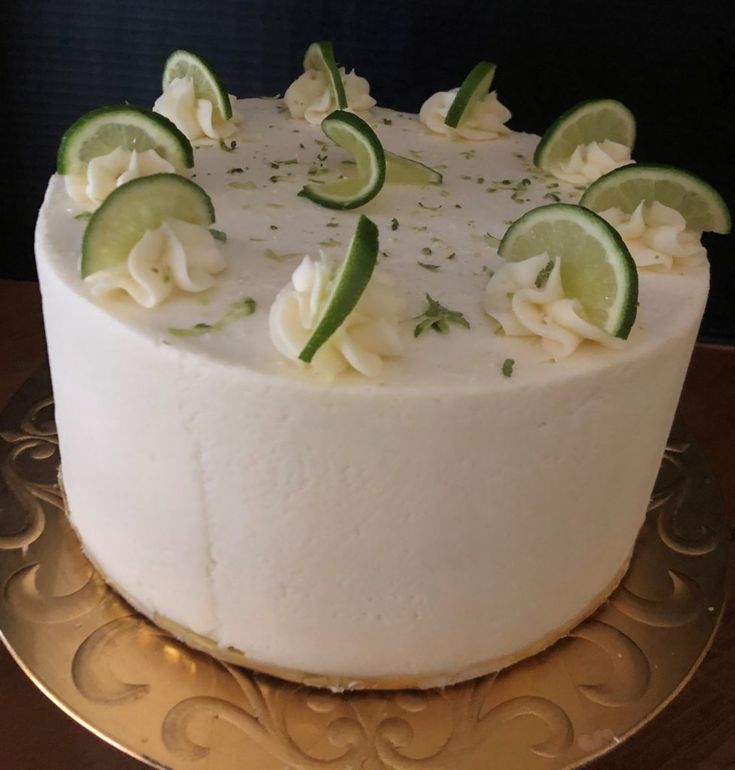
left=85, top=219, right=226, bottom=308
left=153, top=77, right=240, bottom=144
left=64, top=147, right=176, bottom=210
left=35, top=99, right=709, bottom=684
left=484, top=254, right=622, bottom=359
left=419, top=89, right=511, bottom=140
left=269, top=255, right=403, bottom=378
left=599, top=201, right=706, bottom=270
left=549, top=140, right=632, bottom=184
left=285, top=67, right=376, bottom=124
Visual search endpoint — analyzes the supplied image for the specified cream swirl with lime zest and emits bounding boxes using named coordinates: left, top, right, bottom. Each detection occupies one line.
left=484, top=254, right=623, bottom=359
left=549, top=140, right=632, bottom=184
left=85, top=219, right=225, bottom=308
left=269, top=254, right=403, bottom=378
left=419, top=89, right=511, bottom=140
left=154, top=78, right=240, bottom=144
left=64, top=147, right=176, bottom=209
left=285, top=68, right=375, bottom=125
left=598, top=201, right=706, bottom=270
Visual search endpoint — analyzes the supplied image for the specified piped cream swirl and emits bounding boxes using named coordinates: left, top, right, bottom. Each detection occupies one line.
left=599, top=201, right=706, bottom=270
left=153, top=77, right=240, bottom=144
left=484, top=254, right=623, bottom=359
left=419, top=89, right=511, bottom=140
left=269, top=254, right=403, bottom=378
left=285, top=68, right=376, bottom=124
left=64, top=147, right=176, bottom=210
left=85, top=219, right=226, bottom=308
left=548, top=140, right=632, bottom=184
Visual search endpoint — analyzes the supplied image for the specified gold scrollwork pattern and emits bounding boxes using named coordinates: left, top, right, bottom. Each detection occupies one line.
left=0, top=397, right=61, bottom=550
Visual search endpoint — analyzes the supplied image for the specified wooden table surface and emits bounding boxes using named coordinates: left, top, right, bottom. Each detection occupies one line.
left=0, top=279, right=733, bottom=770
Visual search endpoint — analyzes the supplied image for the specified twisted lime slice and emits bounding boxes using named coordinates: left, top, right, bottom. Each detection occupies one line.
left=580, top=163, right=731, bottom=234
left=162, top=49, right=232, bottom=121
left=299, top=215, right=379, bottom=363
left=57, top=105, right=193, bottom=174
left=444, top=61, right=497, bottom=128
left=498, top=203, right=638, bottom=338
left=385, top=151, right=442, bottom=185
left=534, top=99, right=636, bottom=171
left=299, top=111, right=385, bottom=210
left=304, top=41, right=348, bottom=110
left=81, top=174, right=215, bottom=278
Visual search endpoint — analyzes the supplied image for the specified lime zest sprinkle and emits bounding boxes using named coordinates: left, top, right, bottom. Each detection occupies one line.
left=421, top=247, right=432, bottom=255
left=227, top=167, right=244, bottom=174
left=228, top=180, right=257, bottom=190
left=414, top=294, right=470, bottom=337
left=418, top=262, right=440, bottom=272
left=318, top=238, right=341, bottom=247
left=534, top=259, right=555, bottom=289
left=74, top=211, right=92, bottom=221
left=390, top=218, right=399, bottom=231
left=219, top=139, right=237, bottom=152
left=418, top=201, right=441, bottom=210
left=167, top=297, right=256, bottom=337
left=265, top=248, right=301, bottom=262
left=209, top=228, right=227, bottom=242
left=484, top=233, right=500, bottom=248
left=502, top=358, right=515, bottom=378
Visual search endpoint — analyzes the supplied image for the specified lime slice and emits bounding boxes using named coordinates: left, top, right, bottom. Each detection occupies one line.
left=533, top=99, right=636, bottom=170
left=385, top=151, right=443, bottom=185
left=303, top=41, right=348, bottom=110
left=580, top=163, right=731, bottom=235
left=57, top=105, right=193, bottom=174
left=162, top=49, right=232, bottom=121
left=81, top=173, right=215, bottom=278
left=444, top=61, right=497, bottom=128
left=299, top=215, right=379, bottom=363
left=498, top=203, right=638, bottom=338
left=299, top=111, right=386, bottom=210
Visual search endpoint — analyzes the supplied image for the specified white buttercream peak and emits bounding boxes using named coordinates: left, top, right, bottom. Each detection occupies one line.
left=419, top=88, right=511, bottom=141
left=269, top=254, right=404, bottom=378
left=285, top=67, right=376, bottom=124
left=154, top=77, right=240, bottom=144
left=548, top=140, right=633, bottom=185
left=85, top=219, right=226, bottom=308
left=599, top=201, right=706, bottom=270
left=64, top=147, right=177, bottom=210
left=484, top=254, right=623, bottom=359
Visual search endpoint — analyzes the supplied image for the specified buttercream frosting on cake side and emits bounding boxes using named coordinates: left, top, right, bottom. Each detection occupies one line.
left=36, top=98, right=708, bottom=685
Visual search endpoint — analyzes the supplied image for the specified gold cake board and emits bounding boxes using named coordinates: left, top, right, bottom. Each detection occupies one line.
left=0, top=368, right=729, bottom=770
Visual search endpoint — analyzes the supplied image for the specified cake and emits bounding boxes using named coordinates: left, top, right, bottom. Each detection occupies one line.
left=34, top=53, right=713, bottom=690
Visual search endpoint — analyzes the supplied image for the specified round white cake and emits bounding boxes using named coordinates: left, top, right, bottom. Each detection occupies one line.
left=35, top=97, right=708, bottom=689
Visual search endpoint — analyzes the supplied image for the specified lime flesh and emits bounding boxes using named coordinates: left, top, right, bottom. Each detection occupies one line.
left=385, top=151, right=443, bottom=185
left=57, top=105, right=193, bottom=174
left=299, top=111, right=386, bottom=210
left=580, top=163, right=731, bottom=234
left=534, top=99, right=636, bottom=170
left=444, top=61, right=497, bottom=128
left=498, top=203, right=638, bottom=338
left=303, top=41, right=348, bottom=110
left=81, top=174, right=215, bottom=278
left=162, top=49, right=232, bottom=121
left=299, top=215, right=379, bottom=363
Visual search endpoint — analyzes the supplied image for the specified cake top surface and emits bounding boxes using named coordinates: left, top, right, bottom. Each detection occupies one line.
left=37, top=98, right=708, bottom=393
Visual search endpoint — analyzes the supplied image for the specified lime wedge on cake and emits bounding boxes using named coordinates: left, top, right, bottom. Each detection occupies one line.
left=580, top=163, right=731, bottom=234
left=498, top=203, right=638, bottom=338
left=57, top=105, right=193, bottom=174
left=299, top=215, right=379, bottom=363
left=533, top=99, right=636, bottom=171
left=444, top=61, right=497, bottom=128
left=385, top=151, right=443, bottom=185
left=299, top=111, right=386, bottom=209
left=81, top=174, right=215, bottom=278
left=303, top=41, right=348, bottom=110
left=162, top=49, right=232, bottom=121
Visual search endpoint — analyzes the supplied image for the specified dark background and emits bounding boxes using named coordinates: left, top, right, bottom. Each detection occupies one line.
left=4, top=0, right=734, bottom=340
